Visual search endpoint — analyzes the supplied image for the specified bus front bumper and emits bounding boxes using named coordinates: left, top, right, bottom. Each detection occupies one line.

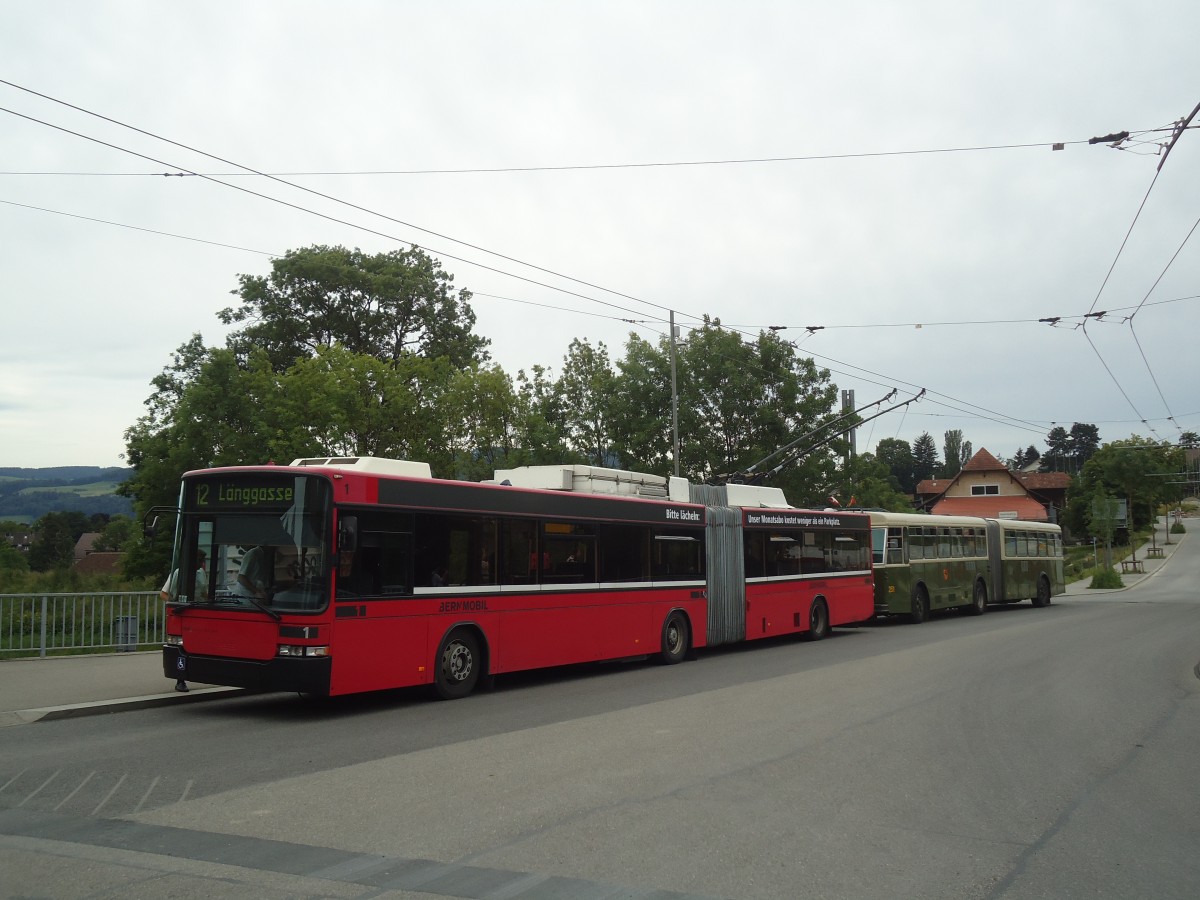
left=163, top=646, right=332, bottom=696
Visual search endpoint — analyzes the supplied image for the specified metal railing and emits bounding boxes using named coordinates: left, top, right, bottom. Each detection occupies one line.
left=0, top=592, right=163, bottom=658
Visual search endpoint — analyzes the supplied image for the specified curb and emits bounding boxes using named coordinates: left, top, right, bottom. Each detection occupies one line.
left=0, top=686, right=245, bottom=728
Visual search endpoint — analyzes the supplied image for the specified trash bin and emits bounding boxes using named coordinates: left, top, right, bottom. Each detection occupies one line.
left=114, top=615, right=139, bottom=652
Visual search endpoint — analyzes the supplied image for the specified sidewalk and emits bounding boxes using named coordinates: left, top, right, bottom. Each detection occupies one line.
left=0, top=651, right=238, bottom=727
left=1063, top=525, right=1186, bottom=597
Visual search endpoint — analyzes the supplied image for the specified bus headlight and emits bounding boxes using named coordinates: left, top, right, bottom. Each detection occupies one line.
left=166, top=634, right=184, bottom=647
left=277, top=644, right=329, bottom=658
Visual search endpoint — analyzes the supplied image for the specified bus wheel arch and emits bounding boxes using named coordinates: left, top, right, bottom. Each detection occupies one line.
left=803, top=596, right=831, bottom=641
left=1032, top=574, right=1052, bottom=608
left=433, top=625, right=487, bottom=700
left=969, top=578, right=988, bottom=616
left=659, top=609, right=691, bottom=665
left=908, top=583, right=929, bottom=625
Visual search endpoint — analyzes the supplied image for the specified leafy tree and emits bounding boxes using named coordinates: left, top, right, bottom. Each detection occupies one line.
left=0, top=542, right=29, bottom=572
left=556, top=339, right=618, bottom=466
left=1067, top=436, right=1184, bottom=533
left=220, top=245, right=488, bottom=371
left=443, top=363, right=529, bottom=480
left=1045, top=426, right=1071, bottom=471
left=123, top=246, right=496, bottom=577
left=912, top=432, right=940, bottom=484
left=1179, top=431, right=1199, bottom=449
left=93, top=515, right=135, bottom=552
left=611, top=320, right=841, bottom=503
left=28, top=511, right=85, bottom=571
left=874, top=438, right=916, bottom=493
left=1069, top=423, right=1101, bottom=466
left=835, top=453, right=913, bottom=511
left=514, top=365, right=575, bottom=465
left=942, top=430, right=965, bottom=477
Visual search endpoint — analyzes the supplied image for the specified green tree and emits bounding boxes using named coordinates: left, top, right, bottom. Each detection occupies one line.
left=912, top=432, right=940, bottom=484
left=514, top=365, right=575, bottom=465
left=836, top=454, right=913, bottom=511
left=1067, top=436, right=1183, bottom=533
left=611, top=320, right=841, bottom=502
left=556, top=338, right=618, bottom=466
left=443, top=363, right=529, bottom=480
left=1179, top=431, right=1199, bottom=449
left=123, top=246, right=494, bottom=577
left=220, top=245, right=488, bottom=371
left=93, top=515, right=135, bottom=552
left=874, top=438, right=916, bottom=493
left=941, top=429, right=970, bottom=477
left=28, top=511, right=85, bottom=571
left=1069, top=423, right=1101, bottom=467
left=0, top=542, right=29, bottom=572
left=1045, top=426, right=1071, bottom=471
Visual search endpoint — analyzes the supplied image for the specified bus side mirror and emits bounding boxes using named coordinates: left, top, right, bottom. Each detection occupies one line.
left=339, top=516, right=358, bottom=552
left=142, top=506, right=176, bottom=540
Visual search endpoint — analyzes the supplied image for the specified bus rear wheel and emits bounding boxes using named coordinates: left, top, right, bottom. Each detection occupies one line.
left=969, top=580, right=988, bottom=616
left=804, top=599, right=831, bottom=641
left=434, top=630, right=481, bottom=700
left=908, top=585, right=929, bottom=625
left=660, top=611, right=689, bottom=664
left=1032, top=576, right=1052, bottom=608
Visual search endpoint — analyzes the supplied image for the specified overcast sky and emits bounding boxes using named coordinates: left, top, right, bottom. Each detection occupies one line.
left=3, top=1, right=1198, bottom=474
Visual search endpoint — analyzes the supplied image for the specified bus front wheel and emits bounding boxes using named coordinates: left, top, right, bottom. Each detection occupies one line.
left=1032, top=576, right=1052, bottom=608
left=660, top=611, right=689, bottom=664
left=434, top=629, right=482, bottom=700
left=908, top=585, right=929, bottom=625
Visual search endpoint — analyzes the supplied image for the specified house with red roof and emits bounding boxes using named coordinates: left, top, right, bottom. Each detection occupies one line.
left=914, top=448, right=1071, bottom=522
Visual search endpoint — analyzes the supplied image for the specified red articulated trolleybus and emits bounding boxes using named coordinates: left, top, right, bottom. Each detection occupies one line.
left=159, top=457, right=873, bottom=699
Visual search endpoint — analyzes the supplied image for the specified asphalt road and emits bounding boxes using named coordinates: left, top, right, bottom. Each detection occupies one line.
left=2, top=539, right=1198, bottom=899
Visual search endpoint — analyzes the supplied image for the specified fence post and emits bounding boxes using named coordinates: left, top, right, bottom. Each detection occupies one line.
left=40, top=595, right=48, bottom=658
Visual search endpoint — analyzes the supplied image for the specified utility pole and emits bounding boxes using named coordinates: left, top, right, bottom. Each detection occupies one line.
left=670, top=310, right=680, bottom=477
left=841, top=390, right=857, bottom=463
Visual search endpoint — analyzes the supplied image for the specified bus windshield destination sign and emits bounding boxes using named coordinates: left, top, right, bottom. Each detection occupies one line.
left=193, top=480, right=296, bottom=509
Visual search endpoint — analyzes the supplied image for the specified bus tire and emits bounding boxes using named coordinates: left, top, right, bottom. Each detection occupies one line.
left=660, top=610, right=689, bottom=665
left=434, top=629, right=481, bottom=700
left=969, top=580, right=988, bottom=616
left=803, top=598, right=831, bottom=641
left=1032, top=575, right=1052, bottom=608
left=908, top=585, right=929, bottom=625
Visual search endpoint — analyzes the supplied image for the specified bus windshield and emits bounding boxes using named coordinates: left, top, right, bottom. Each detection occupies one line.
left=169, top=473, right=333, bottom=613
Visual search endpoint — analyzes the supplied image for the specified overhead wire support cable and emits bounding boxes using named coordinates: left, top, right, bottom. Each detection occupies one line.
left=0, top=139, right=1103, bottom=178
left=0, top=78, right=700, bottom=323
left=0, top=101, right=674, bottom=326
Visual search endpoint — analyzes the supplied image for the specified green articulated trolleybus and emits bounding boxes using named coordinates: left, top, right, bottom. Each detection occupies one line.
left=869, top=511, right=1065, bottom=622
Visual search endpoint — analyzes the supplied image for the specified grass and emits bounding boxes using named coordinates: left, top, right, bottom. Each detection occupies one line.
left=18, top=480, right=124, bottom=498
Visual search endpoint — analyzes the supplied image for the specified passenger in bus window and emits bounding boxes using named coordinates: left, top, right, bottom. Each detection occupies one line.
left=431, top=567, right=448, bottom=587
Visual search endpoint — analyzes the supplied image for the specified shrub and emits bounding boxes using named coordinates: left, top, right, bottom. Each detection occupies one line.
left=1089, top=568, right=1123, bottom=590
left=1170, top=522, right=1186, bottom=534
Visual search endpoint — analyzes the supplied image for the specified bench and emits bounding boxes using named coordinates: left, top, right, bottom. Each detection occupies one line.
left=1145, top=546, right=1164, bottom=559
left=1120, top=559, right=1145, bottom=574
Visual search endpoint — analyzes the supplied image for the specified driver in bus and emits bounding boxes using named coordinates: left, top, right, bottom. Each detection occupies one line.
left=234, top=545, right=271, bottom=599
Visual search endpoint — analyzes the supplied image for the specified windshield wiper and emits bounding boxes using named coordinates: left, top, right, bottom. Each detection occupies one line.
left=246, top=594, right=282, bottom=621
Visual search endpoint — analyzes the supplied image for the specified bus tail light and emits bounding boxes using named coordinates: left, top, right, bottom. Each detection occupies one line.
left=277, top=644, right=330, bottom=658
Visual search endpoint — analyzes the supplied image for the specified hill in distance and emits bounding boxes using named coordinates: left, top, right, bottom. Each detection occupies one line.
left=0, top=467, right=134, bottom=522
